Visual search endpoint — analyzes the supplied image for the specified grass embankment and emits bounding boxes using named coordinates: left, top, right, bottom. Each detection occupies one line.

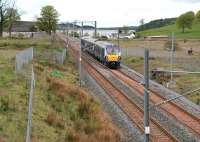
left=138, top=23, right=200, bottom=39
left=123, top=56, right=200, bottom=105
left=0, top=37, right=121, bottom=142
left=0, top=38, right=50, bottom=49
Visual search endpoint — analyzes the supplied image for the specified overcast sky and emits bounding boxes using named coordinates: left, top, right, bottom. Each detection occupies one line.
left=16, top=0, right=200, bottom=27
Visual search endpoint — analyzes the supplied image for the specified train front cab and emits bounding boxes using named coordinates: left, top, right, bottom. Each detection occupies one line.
left=104, top=55, right=121, bottom=68
left=104, top=45, right=121, bottom=68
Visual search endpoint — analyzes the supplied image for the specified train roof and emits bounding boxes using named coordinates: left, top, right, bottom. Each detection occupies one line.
left=82, top=37, right=118, bottom=48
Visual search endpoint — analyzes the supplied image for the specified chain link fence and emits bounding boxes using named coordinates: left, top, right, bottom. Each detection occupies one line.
left=15, top=47, right=33, bottom=73
left=34, top=48, right=67, bottom=64
left=14, top=47, right=66, bottom=142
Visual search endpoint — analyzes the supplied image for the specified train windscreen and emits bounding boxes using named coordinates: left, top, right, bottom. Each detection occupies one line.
left=106, top=45, right=120, bottom=55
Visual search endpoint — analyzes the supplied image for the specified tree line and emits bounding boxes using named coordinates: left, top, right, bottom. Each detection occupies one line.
left=137, top=18, right=176, bottom=31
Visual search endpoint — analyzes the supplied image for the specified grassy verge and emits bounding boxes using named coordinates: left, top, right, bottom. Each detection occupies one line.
left=0, top=37, right=121, bottom=142
left=0, top=37, right=51, bottom=50
left=0, top=50, right=28, bottom=141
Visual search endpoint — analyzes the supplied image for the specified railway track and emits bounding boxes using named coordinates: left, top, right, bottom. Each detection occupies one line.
left=84, top=52, right=200, bottom=138
left=82, top=53, right=178, bottom=142
left=58, top=34, right=200, bottom=141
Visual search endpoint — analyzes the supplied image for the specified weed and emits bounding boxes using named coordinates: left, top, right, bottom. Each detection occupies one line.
left=65, top=129, right=80, bottom=142
left=0, top=137, right=5, bottom=142
left=46, top=111, right=57, bottom=126
left=0, top=96, right=9, bottom=112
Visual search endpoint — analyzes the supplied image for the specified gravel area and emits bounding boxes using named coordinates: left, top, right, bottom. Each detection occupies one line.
left=82, top=65, right=144, bottom=142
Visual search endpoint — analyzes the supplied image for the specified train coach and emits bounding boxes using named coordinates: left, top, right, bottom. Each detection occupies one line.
left=81, top=38, right=121, bottom=68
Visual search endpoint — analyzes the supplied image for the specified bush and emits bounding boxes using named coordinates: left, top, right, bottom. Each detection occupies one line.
left=65, top=129, right=80, bottom=142
left=46, top=111, right=57, bottom=125
left=84, top=119, right=98, bottom=134
left=129, top=57, right=144, bottom=63
left=0, top=96, right=9, bottom=112
left=78, top=101, right=91, bottom=118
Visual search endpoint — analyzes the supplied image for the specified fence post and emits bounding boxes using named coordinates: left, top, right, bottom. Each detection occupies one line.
left=170, top=32, right=175, bottom=84
left=144, top=49, right=150, bottom=142
left=25, top=65, right=35, bottom=142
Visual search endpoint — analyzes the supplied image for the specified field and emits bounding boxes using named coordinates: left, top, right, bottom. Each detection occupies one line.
left=138, top=22, right=200, bottom=39
left=0, top=37, right=121, bottom=142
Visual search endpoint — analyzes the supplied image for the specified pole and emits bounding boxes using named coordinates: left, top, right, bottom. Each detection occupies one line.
left=81, top=22, right=83, bottom=37
left=73, top=21, right=75, bottom=38
left=79, top=22, right=83, bottom=87
left=170, top=32, right=174, bottom=83
left=94, top=21, right=97, bottom=38
left=25, top=65, right=35, bottom=142
left=118, top=30, right=119, bottom=48
left=144, top=49, right=150, bottom=142
left=67, top=22, right=69, bottom=48
left=126, top=47, right=128, bottom=57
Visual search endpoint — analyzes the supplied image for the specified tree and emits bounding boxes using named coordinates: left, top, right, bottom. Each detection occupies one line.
left=0, top=0, right=14, bottom=37
left=196, top=10, right=200, bottom=22
left=176, top=11, right=195, bottom=33
left=37, top=5, right=59, bottom=35
left=4, top=8, right=20, bottom=37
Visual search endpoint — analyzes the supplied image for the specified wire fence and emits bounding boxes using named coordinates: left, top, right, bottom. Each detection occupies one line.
left=15, top=47, right=33, bottom=73
left=34, top=48, right=67, bottom=64
left=14, top=46, right=67, bottom=142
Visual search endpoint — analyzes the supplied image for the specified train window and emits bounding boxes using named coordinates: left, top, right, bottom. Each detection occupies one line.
left=106, top=45, right=120, bottom=55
